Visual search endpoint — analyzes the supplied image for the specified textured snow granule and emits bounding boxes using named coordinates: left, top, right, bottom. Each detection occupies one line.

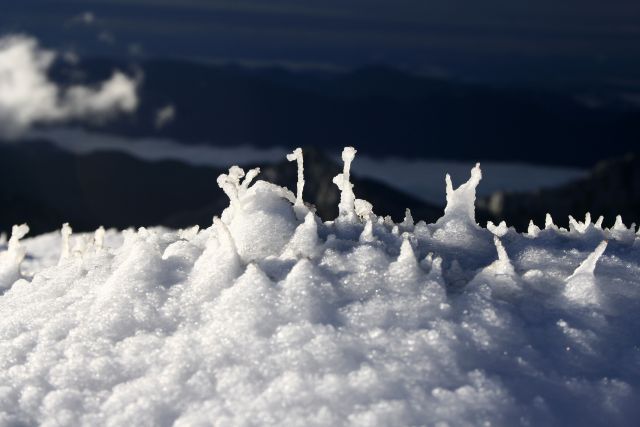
left=1, top=147, right=640, bottom=426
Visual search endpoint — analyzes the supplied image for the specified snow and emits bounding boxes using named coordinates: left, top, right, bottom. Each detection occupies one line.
left=0, top=224, right=29, bottom=289
left=564, top=240, right=608, bottom=306
left=1, top=148, right=640, bottom=426
left=333, top=147, right=358, bottom=221
left=444, top=163, right=482, bottom=222
left=286, top=148, right=305, bottom=208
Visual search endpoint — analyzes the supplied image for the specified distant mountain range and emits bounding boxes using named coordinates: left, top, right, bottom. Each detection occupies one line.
left=3, top=59, right=638, bottom=235
left=50, top=59, right=640, bottom=167
left=2, top=137, right=638, bottom=236
left=479, top=154, right=640, bottom=230
left=0, top=141, right=444, bottom=235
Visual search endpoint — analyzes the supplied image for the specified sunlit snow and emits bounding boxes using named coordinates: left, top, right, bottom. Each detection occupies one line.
left=1, top=147, right=639, bottom=426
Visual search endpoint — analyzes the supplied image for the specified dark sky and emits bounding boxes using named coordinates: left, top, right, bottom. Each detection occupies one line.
left=3, top=0, right=640, bottom=87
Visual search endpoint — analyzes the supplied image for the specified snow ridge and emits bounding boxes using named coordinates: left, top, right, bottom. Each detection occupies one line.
left=1, top=148, right=640, bottom=426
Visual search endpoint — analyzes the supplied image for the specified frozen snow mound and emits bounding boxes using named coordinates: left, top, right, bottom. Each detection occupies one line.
left=1, top=147, right=640, bottom=426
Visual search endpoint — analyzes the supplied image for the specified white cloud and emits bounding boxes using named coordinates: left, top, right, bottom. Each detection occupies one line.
left=0, top=35, right=139, bottom=139
left=154, top=104, right=176, bottom=129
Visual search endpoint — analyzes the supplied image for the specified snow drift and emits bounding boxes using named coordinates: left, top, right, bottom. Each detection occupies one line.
left=1, top=147, right=639, bottom=426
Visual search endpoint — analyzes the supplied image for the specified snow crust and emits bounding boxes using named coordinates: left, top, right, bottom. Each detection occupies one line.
left=1, top=148, right=640, bottom=426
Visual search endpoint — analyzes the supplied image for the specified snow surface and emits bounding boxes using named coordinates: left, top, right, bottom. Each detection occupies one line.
left=1, top=148, right=639, bottom=426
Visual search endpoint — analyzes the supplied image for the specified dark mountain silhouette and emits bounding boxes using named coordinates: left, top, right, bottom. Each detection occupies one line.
left=5, top=59, right=639, bottom=235
left=50, top=59, right=640, bottom=168
left=2, top=140, right=637, bottom=236
left=260, top=147, right=444, bottom=222
left=0, top=141, right=445, bottom=235
left=479, top=154, right=640, bottom=231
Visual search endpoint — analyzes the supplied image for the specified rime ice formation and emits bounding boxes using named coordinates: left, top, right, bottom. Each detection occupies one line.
left=444, top=162, right=482, bottom=221
left=59, top=222, right=73, bottom=262
left=1, top=149, right=640, bottom=426
left=333, top=146, right=358, bottom=220
left=564, top=240, right=608, bottom=306
left=0, top=224, right=29, bottom=289
left=94, top=226, right=106, bottom=250
left=286, top=147, right=305, bottom=207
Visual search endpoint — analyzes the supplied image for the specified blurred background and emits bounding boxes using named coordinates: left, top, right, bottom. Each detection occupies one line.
left=1, top=0, right=639, bottom=235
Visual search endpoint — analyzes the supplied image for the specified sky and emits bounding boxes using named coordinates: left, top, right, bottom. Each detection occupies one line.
left=2, top=0, right=640, bottom=87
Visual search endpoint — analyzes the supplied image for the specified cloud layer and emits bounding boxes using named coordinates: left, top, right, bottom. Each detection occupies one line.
left=0, top=35, right=138, bottom=139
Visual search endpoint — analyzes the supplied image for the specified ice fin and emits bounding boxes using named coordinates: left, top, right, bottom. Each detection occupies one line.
left=445, top=174, right=454, bottom=200
left=468, top=237, right=518, bottom=296
left=397, top=238, right=417, bottom=267
left=387, top=237, right=421, bottom=291
left=228, top=166, right=245, bottom=184
left=492, top=236, right=516, bottom=277
left=4, top=224, right=29, bottom=265
left=487, top=220, right=508, bottom=237
left=564, top=241, right=608, bottom=306
left=608, top=216, right=635, bottom=243
left=527, top=220, right=540, bottom=237
left=217, top=171, right=240, bottom=206
left=568, top=216, right=579, bottom=232
left=545, top=213, right=556, bottom=230
left=443, top=163, right=482, bottom=222
left=354, top=199, right=374, bottom=221
left=281, top=212, right=319, bottom=259
left=613, top=215, right=625, bottom=231
left=94, top=226, right=105, bottom=250
left=494, top=236, right=508, bottom=263
left=240, top=168, right=260, bottom=190
left=570, top=213, right=592, bottom=233
left=568, top=215, right=577, bottom=227
left=401, top=209, right=414, bottom=229
left=59, top=223, right=73, bottom=262
left=286, top=148, right=305, bottom=206
left=214, top=217, right=239, bottom=258
left=218, top=166, right=260, bottom=212
left=567, top=241, right=607, bottom=281
left=595, top=216, right=604, bottom=229
left=359, top=219, right=375, bottom=243
left=8, top=224, right=29, bottom=254
left=334, top=147, right=357, bottom=220
left=0, top=224, right=30, bottom=289
left=189, top=218, right=243, bottom=297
